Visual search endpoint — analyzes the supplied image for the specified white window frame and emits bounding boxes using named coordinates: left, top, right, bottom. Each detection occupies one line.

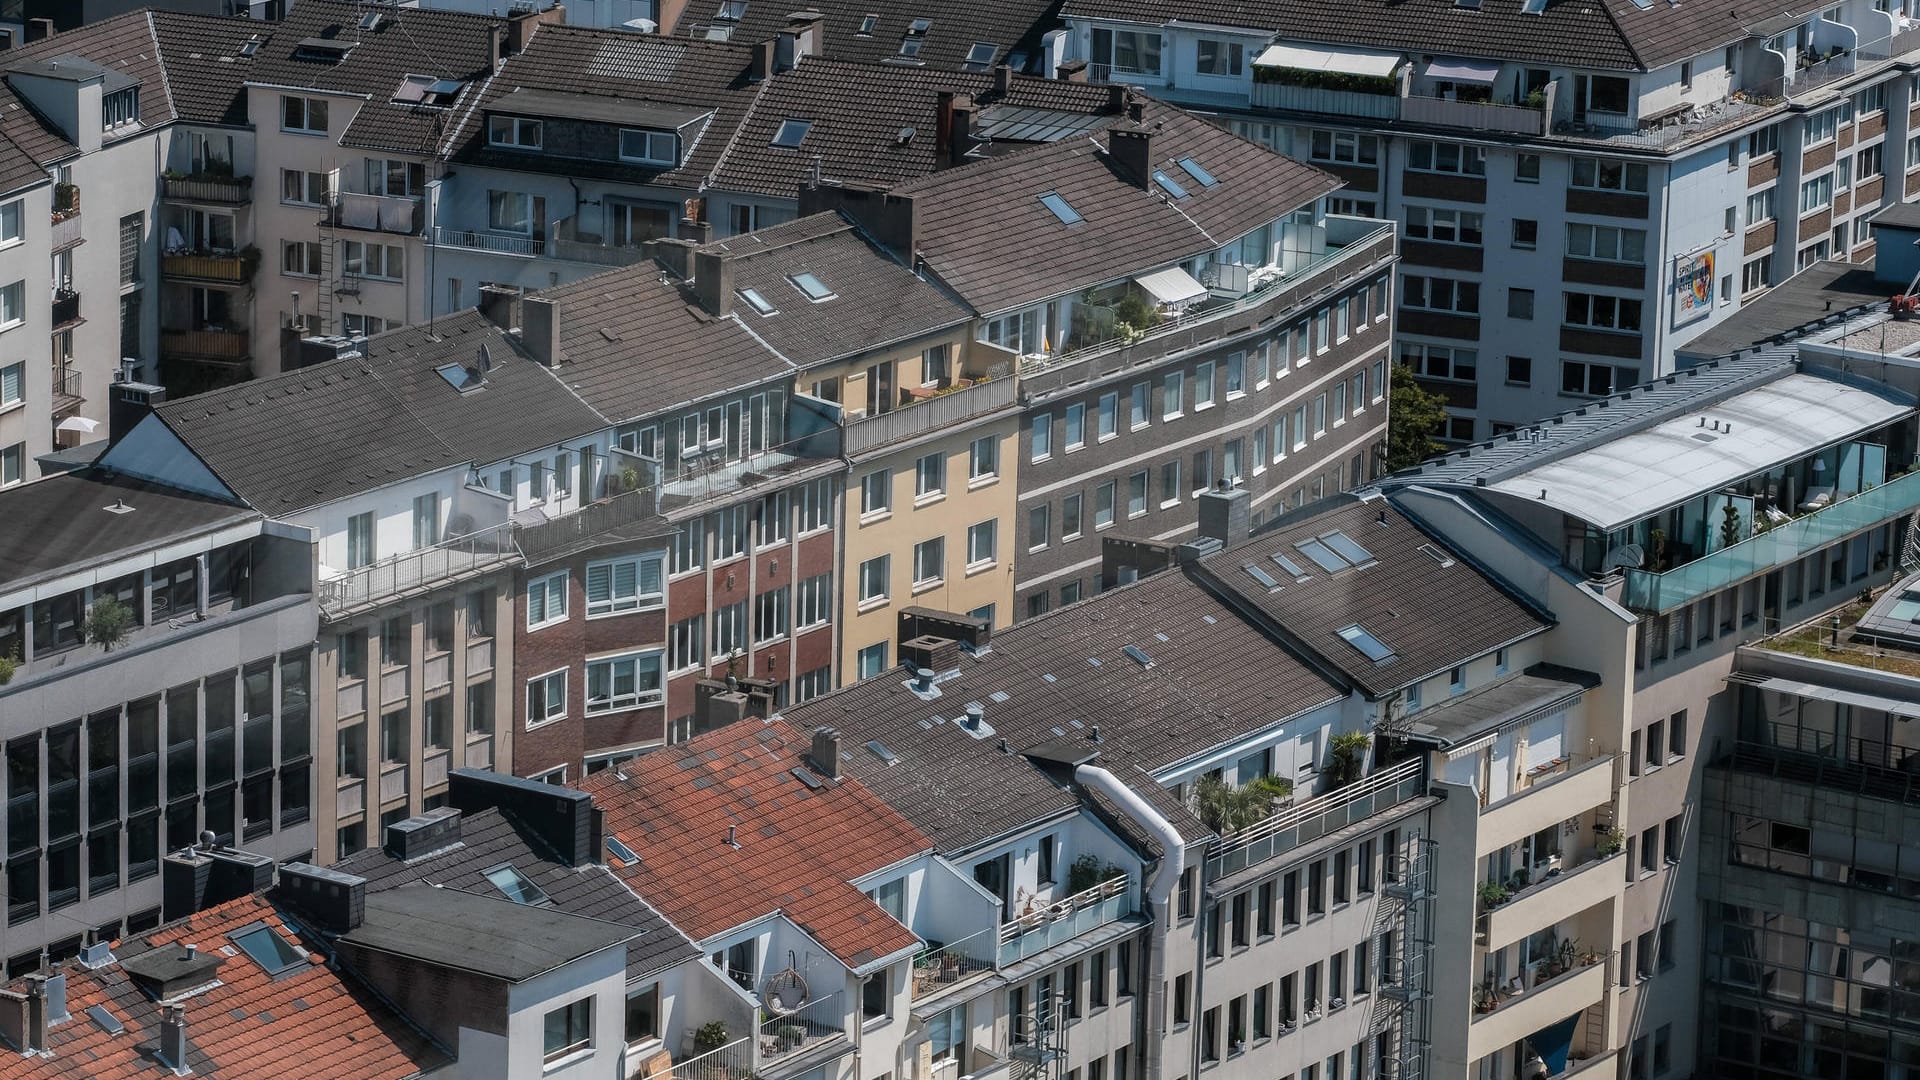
left=526, top=668, right=568, bottom=727
left=527, top=571, right=569, bottom=630
left=585, top=649, right=664, bottom=715
left=966, top=520, right=997, bottom=569
left=858, top=555, right=891, bottom=607
left=489, top=114, right=544, bottom=149
left=619, top=128, right=678, bottom=166
left=281, top=94, right=329, bottom=135
left=584, top=554, right=666, bottom=618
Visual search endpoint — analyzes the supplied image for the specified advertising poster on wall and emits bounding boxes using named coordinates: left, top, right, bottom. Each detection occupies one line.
left=1673, top=248, right=1715, bottom=327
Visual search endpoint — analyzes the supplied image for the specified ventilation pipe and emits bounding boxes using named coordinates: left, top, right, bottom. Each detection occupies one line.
left=1074, top=764, right=1185, bottom=1080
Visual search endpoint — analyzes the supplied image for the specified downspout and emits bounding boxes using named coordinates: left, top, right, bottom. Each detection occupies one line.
left=1075, top=765, right=1185, bottom=1080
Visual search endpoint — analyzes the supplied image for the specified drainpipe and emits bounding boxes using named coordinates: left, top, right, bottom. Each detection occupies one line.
left=1075, top=765, right=1185, bottom=1080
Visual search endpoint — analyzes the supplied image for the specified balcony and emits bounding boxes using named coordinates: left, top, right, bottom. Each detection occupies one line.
left=163, top=249, right=256, bottom=284
left=998, top=876, right=1136, bottom=965
left=1621, top=469, right=1920, bottom=612
left=161, top=328, right=251, bottom=367
left=1252, top=80, right=1400, bottom=121
left=328, top=191, right=423, bottom=236
left=1247, top=79, right=1545, bottom=136
left=755, top=991, right=848, bottom=1073
left=1468, top=957, right=1609, bottom=1061
left=1207, top=757, right=1426, bottom=877
left=1480, top=851, right=1622, bottom=950
left=912, top=926, right=998, bottom=999
left=318, top=520, right=520, bottom=619
left=51, top=289, right=80, bottom=329
left=50, top=211, right=81, bottom=251
left=549, top=216, right=650, bottom=268
left=1476, top=754, right=1614, bottom=856
left=49, top=366, right=82, bottom=416
left=1402, top=93, right=1545, bottom=135
left=433, top=225, right=544, bottom=258
left=516, top=482, right=660, bottom=566
left=162, top=173, right=253, bottom=205
left=844, top=374, right=1016, bottom=456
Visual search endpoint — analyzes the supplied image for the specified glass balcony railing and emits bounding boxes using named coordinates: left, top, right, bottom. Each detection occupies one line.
left=1621, top=470, right=1920, bottom=612
left=998, top=877, right=1134, bottom=965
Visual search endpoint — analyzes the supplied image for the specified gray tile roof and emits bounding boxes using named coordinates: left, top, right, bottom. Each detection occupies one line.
left=333, top=805, right=703, bottom=981
left=342, top=886, right=637, bottom=982
left=144, top=310, right=607, bottom=513
left=1199, top=495, right=1551, bottom=698
left=701, top=213, right=970, bottom=366
left=675, top=0, right=1063, bottom=75
left=779, top=566, right=1345, bottom=852
left=0, top=471, right=255, bottom=591
left=893, top=101, right=1339, bottom=315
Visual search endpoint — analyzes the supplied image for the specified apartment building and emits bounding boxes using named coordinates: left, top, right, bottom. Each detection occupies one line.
left=663, top=0, right=1060, bottom=72
left=1054, top=0, right=1920, bottom=441
left=0, top=460, right=318, bottom=974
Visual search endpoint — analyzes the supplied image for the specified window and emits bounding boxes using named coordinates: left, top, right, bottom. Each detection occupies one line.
left=1745, top=187, right=1775, bottom=226
left=862, top=971, right=890, bottom=1020
left=913, top=537, right=945, bottom=585
left=1584, top=75, right=1630, bottom=114
left=365, top=158, right=426, bottom=197
left=586, top=651, right=663, bottom=714
left=857, top=641, right=889, bottom=680
left=1194, top=38, right=1243, bottom=76
left=1511, top=218, right=1537, bottom=248
left=1560, top=359, right=1638, bottom=397
left=1804, top=106, right=1842, bottom=145
left=544, top=998, right=592, bottom=1064
left=1094, top=481, right=1116, bottom=528
left=1098, top=391, right=1119, bottom=438
left=1564, top=291, right=1643, bottom=332
left=1038, top=192, right=1083, bottom=225
left=859, top=556, right=890, bottom=605
left=861, top=469, right=891, bottom=516
left=620, top=128, right=677, bottom=165
left=1402, top=275, right=1479, bottom=314
left=1570, top=156, right=1649, bottom=193
left=669, top=614, right=705, bottom=672
left=489, top=114, right=543, bottom=149
left=527, top=572, right=567, bottom=629
left=1029, top=415, right=1053, bottom=462
left=1507, top=288, right=1536, bottom=320
left=672, top=519, right=705, bottom=573
left=119, top=213, right=143, bottom=285
left=797, top=572, right=832, bottom=629
left=1194, top=362, right=1216, bottom=409
left=1516, top=153, right=1541, bottom=182
left=1226, top=352, right=1245, bottom=396
left=1742, top=254, right=1772, bottom=292
left=281, top=95, right=328, bottom=134
left=712, top=600, right=747, bottom=656
left=1748, top=125, right=1779, bottom=157
left=1566, top=223, right=1647, bottom=264
left=1309, top=130, right=1378, bottom=165
left=526, top=669, right=567, bottom=725
left=342, top=242, right=403, bottom=281
left=1028, top=505, right=1050, bottom=549
left=1400, top=343, right=1476, bottom=382
left=914, top=451, right=946, bottom=500
left=1406, top=206, right=1484, bottom=245
left=0, top=199, right=18, bottom=246
left=1192, top=448, right=1213, bottom=493
left=1061, top=402, right=1087, bottom=451
left=1101, top=28, right=1163, bottom=74
left=1800, top=173, right=1833, bottom=213
left=1406, top=140, right=1485, bottom=176
left=585, top=555, right=664, bottom=616
left=282, top=240, right=323, bottom=277
left=1061, top=493, right=1083, bottom=540
left=969, top=436, right=997, bottom=482
left=967, top=521, right=997, bottom=567
left=0, top=362, right=21, bottom=407
left=1129, top=382, right=1150, bottom=428
left=1127, top=470, right=1149, bottom=517
left=1162, top=371, right=1184, bottom=418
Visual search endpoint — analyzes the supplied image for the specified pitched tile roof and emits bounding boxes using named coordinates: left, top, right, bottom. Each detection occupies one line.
left=675, top=0, right=1063, bottom=75
left=332, top=805, right=702, bottom=981
left=579, top=717, right=931, bottom=969
left=1199, top=495, right=1552, bottom=699
left=0, top=893, right=447, bottom=1079
left=893, top=101, right=1339, bottom=315
left=707, top=58, right=1122, bottom=199
left=780, top=566, right=1346, bottom=851
left=701, top=213, right=970, bottom=366
left=143, top=309, right=606, bottom=512
left=247, top=0, right=500, bottom=155
left=0, top=471, right=254, bottom=591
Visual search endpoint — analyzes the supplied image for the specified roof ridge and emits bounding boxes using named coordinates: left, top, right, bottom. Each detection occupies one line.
left=697, top=63, right=776, bottom=193
left=144, top=11, right=182, bottom=127
left=1593, top=0, right=1650, bottom=72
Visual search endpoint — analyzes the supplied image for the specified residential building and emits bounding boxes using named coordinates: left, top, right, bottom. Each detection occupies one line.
left=1054, top=0, right=1920, bottom=441
left=663, top=0, right=1063, bottom=74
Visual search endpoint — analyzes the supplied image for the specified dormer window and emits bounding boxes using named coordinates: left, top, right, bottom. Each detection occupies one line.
left=294, top=37, right=357, bottom=62
left=619, top=129, right=678, bottom=166
left=715, top=0, right=747, bottom=21
left=101, top=87, right=138, bottom=130
left=489, top=115, right=543, bottom=150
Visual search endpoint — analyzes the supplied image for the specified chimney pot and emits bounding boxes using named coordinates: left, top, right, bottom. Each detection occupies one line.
left=964, top=702, right=985, bottom=729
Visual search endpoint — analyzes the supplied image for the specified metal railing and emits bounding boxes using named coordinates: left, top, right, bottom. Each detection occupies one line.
left=998, top=877, right=1133, bottom=964
left=50, top=212, right=82, bottom=250
left=51, top=290, right=79, bottom=327
left=757, top=991, right=845, bottom=1062
left=163, top=175, right=252, bottom=203
left=433, top=226, right=543, bottom=258
left=670, top=1034, right=756, bottom=1080
left=1208, top=758, right=1426, bottom=877
left=1252, top=81, right=1399, bottom=120
left=1401, top=93, right=1544, bottom=136
left=51, top=366, right=81, bottom=408
left=912, top=926, right=998, bottom=998
left=550, top=216, right=650, bottom=267
left=163, top=252, right=252, bottom=283
left=1621, top=470, right=1920, bottom=612
left=318, top=520, right=519, bottom=617
left=161, top=328, right=250, bottom=363
left=517, top=482, right=661, bottom=566
left=844, top=375, right=1016, bottom=455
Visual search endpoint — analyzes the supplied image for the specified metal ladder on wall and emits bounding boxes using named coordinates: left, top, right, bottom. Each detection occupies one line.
left=1369, top=834, right=1437, bottom=1080
left=1009, top=993, right=1067, bottom=1080
left=315, top=207, right=337, bottom=335
left=1901, top=508, right=1920, bottom=571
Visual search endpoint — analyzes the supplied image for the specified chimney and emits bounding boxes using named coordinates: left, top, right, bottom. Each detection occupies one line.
left=477, top=284, right=518, bottom=330
left=993, top=63, right=1013, bottom=97
left=947, top=94, right=978, bottom=166
left=22, top=976, right=49, bottom=1053
left=773, top=31, right=798, bottom=74
left=161, top=849, right=213, bottom=924
left=506, top=5, right=563, bottom=53
left=109, top=378, right=166, bottom=448
left=1107, top=83, right=1126, bottom=113
left=1196, top=482, right=1252, bottom=549
left=797, top=183, right=917, bottom=261
left=447, top=768, right=599, bottom=867
left=522, top=296, right=561, bottom=367
left=25, top=18, right=52, bottom=43
left=691, top=248, right=733, bottom=316
left=788, top=11, right=824, bottom=60
left=650, top=237, right=696, bottom=278
left=1057, top=58, right=1089, bottom=83
left=158, top=1003, right=190, bottom=1076
left=1107, top=124, right=1153, bottom=187
left=935, top=91, right=954, bottom=153
left=809, top=727, right=841, bottom=779
left=274, top=863, right=368, bottom=933
left=0, top=990, right=27, bottom=1053
left=751, top=37, right=777, bottom=80
left=384, top=807, right=463, bottom=861
left=489, top=23, right=506, bottom=68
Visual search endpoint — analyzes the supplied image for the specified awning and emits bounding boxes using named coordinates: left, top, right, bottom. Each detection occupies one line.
left=1135, top=267, right=1208, bottom=306
left=1423, top=57, right=1501, bottom=83
left=1744, top=676, right=1920, bottom=720
left=1252, top=42, right=1402, bottom=78
left=55, top=416, right=100, bottom=435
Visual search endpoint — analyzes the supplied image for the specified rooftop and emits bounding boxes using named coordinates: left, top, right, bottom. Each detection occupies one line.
left=1678, top=261, right=1895, bottom=362
left=1402, top=664, right=1601, bottom=748
left=1756, top=582, right=1920, bottom=683
left=339, top=886, right=638, bottom=982
left=674, top=0, right=1062, bottom=74
left=0, top=471, right=254, bottom=593
left=0, top=892, right=447, bottom=1078
left=579, top=717, right=931, bottom=968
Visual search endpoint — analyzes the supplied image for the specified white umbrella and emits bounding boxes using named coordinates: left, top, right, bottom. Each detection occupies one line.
left=56, top=416, right=101, bottom=434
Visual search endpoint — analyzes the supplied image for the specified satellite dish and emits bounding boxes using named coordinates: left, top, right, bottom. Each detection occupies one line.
left=1600, top=544, right=1645, bottom=572
left=762, top=953, right=811, bottom=1016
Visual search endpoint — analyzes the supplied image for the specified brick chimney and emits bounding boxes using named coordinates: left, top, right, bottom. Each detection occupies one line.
left=948, top=93, right=979, bottom=166
left=522, top=296, right=561, bottom=367
left=809, top=727, right=841, bottom=779
left=1107, top=124, right=1154, bottom=187
left=993, top=63, right=1013, bottom=97
left=691, top=248, right=733, bottom=316
left=797, top=182, right=917, bottom=262
left=1057, top=58, right=1089, bottom=83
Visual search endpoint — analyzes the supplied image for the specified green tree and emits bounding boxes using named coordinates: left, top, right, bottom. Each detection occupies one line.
left=84, top=597, right=135, bottom=652
left=1189, top=773, right=1294, bottom=833
left=1325, top=732, right=1372, bottom=786
left=1385, top=365, right=1449, bottom=473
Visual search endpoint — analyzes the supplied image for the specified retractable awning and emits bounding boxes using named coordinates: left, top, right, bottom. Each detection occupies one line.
left=1422, top=57, right=1501, bottom=83
left=1135, top=267, right=1208, bottom=306
left=1252, top=42, right=1402, bottom=78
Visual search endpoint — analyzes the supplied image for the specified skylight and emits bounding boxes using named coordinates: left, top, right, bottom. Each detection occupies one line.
left=231, top=924, right=304, bottom=976
left=964, top=42, right=997, bottom=70
left=1176, top=157, right=1218, bottom=187
left=771, top=118, right=812, bottom=148
left=1243, top=563, right=1282, bottom=590
left=789, top=271, right=835, bottom=301
left=1153, top=170, right=1190, bottom=199
left=908, top=18, right=933, bottom=34
left=483, top=862, right=551, bottom=906
left=1123, top=644, right=1154, bottom=668
left=1319, top=530, right=1376, bottom=568
left=86, top=1005, right=124, bottom=1035
left=395, top=74, right=462, bottom=107
left=898, top=37, right=924, bottom=58
left=1296, top=537, right=1348, bottom=574
left=1271, top=552, right=1309, bottom=579
left=239, top=34, right=262, bottom=58
left=1038, top=191, right=1082, bottom=225
left=858, top=13, right=879, bottom=34
left=739, top=287, right=777, bottom=315
left=1336, top=624, right=1396, bottom=663
left=357, top=10, right=384, bottom=30
left=435, top=362, right=484, bottom=393
left=606, top=836, right=640, bottom=864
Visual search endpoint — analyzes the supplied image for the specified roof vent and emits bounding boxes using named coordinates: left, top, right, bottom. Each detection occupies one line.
left=726, top=824, right=741, bottom=848
left=79, top=939, right=115, bottom=969
left=104, top=498, right=135, bottom=515
left=963, top=702, right=985, bottom=729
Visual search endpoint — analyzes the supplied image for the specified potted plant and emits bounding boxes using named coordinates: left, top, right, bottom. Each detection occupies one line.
left=84, top=597, right=134, bottom=653
left=1477, top=880, right=1510, bottom=911
left=776, top=1023, right=805, bottom=1050
left=693, top=1020, right=731, bottom=1054
left=1596, top=827, right=1625, bottom=857
left=1509, top=866, right=1531, bottom=891
left=0, top=649, right=15, bottom=686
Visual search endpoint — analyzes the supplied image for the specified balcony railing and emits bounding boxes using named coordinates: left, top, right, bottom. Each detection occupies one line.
left=161, top=328, right=250, bottom=365
left=163, top=174, right=253, bottom=204
left=318, top=520, right=520, bottom=618
left=912, top=926, right=998, bottom=999
left=51, top=289, right=79, bottom=328
left=329, top=191, right=423, bottom=236
left=1402, top=93, right=1545, bottom=136
left=757, top=990, right=845, bottom=1064
left=550, top=216, right=650, bottom=267
left=1621, top=469, right=1920, bottom=612
left=433, top=226, right=543, bottom=258
left=1252, top=81, right=1400, bottom=120
left=669, top=1034, right=755, bottom=1080
left=998, top=877, right=1134, bottom=964
left=163, top=251, right=255, bottom=283
left=50, top=212, right=81, bottom=250
left=516, top=482, right=660, bottom=566
left=844, top=375, right=1016, bottom=455
left=1208, top=757, right=1426, bottom=877
left=50, top=366, right=82, bottom=413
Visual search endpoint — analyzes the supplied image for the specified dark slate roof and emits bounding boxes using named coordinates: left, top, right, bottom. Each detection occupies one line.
left=1678, top=261, right=1892, bottom=361
left=780, top=566, right=1345, bottom=851
left=248, top=0, right=499, bottom=155
left=708, top=58, right=1123, bottom=199
left=333, top=805, right=702, bottom=980
left=1200, top=495, right=1551, bottom=698
left=1402, top=663, right=1601, bottom=747
left=446, top=26, right=760, bottom=190
left=147, top=310, right=606, bottom=512
left=675, top=0, right=1063, bottom=75
left=148, top=12, right=268, bottom=126
left=0, top=471, right=254, bottom=590
left=342, top=886, right=637, bottom=982
left=535, top=264, right=794, bottom=421
left=701, top=213, right=969, bottom=366
left=894, top=101, right=1339, bottom=315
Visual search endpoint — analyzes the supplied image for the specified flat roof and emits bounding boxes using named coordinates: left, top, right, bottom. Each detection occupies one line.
left=340, top=887, right=636, bottom=982
left=1679, top=261, right=1891, bottom=361
left=1484, top=372, right=1913, bottom=531
left=488, top=87, right=714, bottom=130
left=0, top=472, right=256, bottom=591
left=1403, top=664, right=1600, bottom=748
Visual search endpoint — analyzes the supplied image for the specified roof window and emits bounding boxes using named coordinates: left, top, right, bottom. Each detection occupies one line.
left=1152, top=170, right=1189, bottom=199
left=357, top=10, right=385, bottom=30
left=435, top=361, right=486, bottom=393
left=1176, top=157, right=1218, bottom=187
left=1271, top=552, right=1309, bottom=580
left=715, top=0, right=747, bottom=20
left=1319, top=530, right=1376, bottom=568
left=858, top=13, right=878, bottom=35
left=294, top=37, right=357, bottom=62
left=771, top=118, right=812, bottom=148
left=789, top=271, right=835, bottom=301
left=1296, top=537, right=1348, bottom=574
left=239, top=34, right=263, bottom=58
left=738, top=287, right=777, bottom=315
left=231, top=923, right=305, bottom=976
left=606, top=836, right=640, bottom=864
left=908, top=18, right=933, bottom=34
left=483, top=862, right=551, bottom=905
left=393, top=74, right=463, bottom=107
left=898, top=36, right=925, bottom=58
left=1336, top=624, right=1396, bottom=663
left=1243, top=563, right=1282, bottom=591
left=963, top=42, right=997, bottom=70
left=1038, top=191, right=1082, bottom=225
left=1122, top=644, right=1154, bottom=668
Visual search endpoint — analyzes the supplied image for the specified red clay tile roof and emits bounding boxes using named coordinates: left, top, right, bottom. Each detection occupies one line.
left=4, top=893, right=446, bottom=1079
left=580, top=717, right=930, bottom=969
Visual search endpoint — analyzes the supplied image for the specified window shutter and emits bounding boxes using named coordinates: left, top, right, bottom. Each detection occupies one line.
left=639, top=557, right=663, bottom=599
left=528, top=581, right=547, bottom=624
left=0, top=364, right=18, bottom=404
left=586, top=564, right=611, bottom=606
left=613, top=560, right=637, bottom=601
